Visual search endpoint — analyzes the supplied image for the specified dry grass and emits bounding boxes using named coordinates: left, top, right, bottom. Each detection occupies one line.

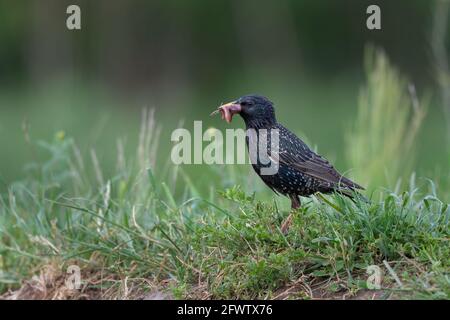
left=1, top=261, right=174, bottom=300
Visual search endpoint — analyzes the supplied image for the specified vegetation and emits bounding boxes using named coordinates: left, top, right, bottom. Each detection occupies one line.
left=346, top=48, right=427, bottom=191
left=0, top=55, right=450, bottom=299
left=0, top=127, right=448, bottom=299
left=0, top=1, right=448, bottom=300
left=1, top=51, right=449, bottom=298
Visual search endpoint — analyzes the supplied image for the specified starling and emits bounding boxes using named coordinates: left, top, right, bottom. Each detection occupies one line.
left=211, top=94, right=364, bottom=233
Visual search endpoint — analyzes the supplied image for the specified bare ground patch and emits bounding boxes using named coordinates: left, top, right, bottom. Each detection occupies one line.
left=0, top=262, right=174, bottom=300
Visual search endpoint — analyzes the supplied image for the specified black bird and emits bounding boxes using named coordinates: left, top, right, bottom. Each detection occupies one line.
left=211, top=94, right=364, bottom=232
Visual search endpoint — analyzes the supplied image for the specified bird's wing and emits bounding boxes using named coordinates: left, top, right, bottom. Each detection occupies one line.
left=269, top=128, right=364, bottom=190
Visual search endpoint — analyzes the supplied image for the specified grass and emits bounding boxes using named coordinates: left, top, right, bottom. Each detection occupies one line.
left=0, top=120, right=448, bottom=299
left=0, top=49, right=449, bottom=300
left=432, top=0, right=450, bottom=147
left=189, top=185, right=449, bottom=299
left=347, top=47, right=427, bottom=192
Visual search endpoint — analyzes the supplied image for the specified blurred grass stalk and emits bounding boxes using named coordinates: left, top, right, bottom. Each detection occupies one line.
left=346, top=47, right=427, bottom=192
left=432, top=0, right=450, bottom=155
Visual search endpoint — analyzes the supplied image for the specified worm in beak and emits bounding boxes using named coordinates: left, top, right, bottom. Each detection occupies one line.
left=210, top=102, right=242, bottom=123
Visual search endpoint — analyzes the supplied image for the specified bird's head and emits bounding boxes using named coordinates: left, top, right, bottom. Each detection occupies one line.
left=211, top=94, right=276, bottom=127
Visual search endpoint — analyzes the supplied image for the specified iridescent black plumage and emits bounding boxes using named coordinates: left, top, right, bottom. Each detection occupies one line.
left=215, top=94, right=364, bottom=213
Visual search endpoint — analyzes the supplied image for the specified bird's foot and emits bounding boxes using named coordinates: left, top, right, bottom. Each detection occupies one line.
left=280, top=213, right=293, bottom=235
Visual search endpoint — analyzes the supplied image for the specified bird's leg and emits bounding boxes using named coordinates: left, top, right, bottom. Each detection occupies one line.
left=281, top=195, right=301, bottom=234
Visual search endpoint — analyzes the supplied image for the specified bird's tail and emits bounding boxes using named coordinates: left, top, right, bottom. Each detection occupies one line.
left=339, top=188, right=370, bottom=203
left=339, top=175, right=365, bottom=191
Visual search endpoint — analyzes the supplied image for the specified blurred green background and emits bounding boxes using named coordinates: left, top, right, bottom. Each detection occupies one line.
left=0, top=0, right=448, bottom=194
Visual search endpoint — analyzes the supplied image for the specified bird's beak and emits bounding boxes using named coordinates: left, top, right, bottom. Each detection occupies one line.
left=210, top=101, right=242, bottom=123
